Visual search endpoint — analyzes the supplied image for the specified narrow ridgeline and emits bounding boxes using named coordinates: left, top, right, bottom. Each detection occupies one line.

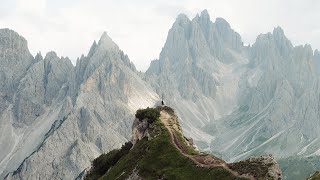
left=84, top=106, right=282, bottom=180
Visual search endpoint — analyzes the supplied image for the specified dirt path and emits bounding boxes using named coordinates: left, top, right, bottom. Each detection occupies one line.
left=159, top=110, right=255, bottom=180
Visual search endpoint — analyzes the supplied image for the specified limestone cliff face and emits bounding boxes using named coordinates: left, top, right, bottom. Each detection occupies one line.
left=0, top=29, right=35, bottom=95
left=0, top=29, right=36, bottom=118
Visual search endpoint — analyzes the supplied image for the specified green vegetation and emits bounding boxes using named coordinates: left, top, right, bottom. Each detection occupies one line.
left=99, top=118, right=245, bottom=180
left=173, top=129, right=198, bottom=155
left=86, top=107, right=261, bottom=180
left=85, top=142, right=133, bottom=180
left=135, top=107, right=160, bottom=123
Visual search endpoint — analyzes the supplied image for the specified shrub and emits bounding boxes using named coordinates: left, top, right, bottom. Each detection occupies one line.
left=135, top=107, right=160, bottom=123
left=85, top=142, right=133, bottom=180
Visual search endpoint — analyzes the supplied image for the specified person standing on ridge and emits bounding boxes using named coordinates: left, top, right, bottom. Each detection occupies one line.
left=161, top=94, right=165, bottom=106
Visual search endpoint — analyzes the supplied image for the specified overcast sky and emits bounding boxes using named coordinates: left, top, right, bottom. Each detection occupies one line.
left=1, top=0, right=320, bottom=71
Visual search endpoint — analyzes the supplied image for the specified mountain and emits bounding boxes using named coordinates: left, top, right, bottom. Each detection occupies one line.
left=1, top=9, right=320, bottom=179
left=146, top=10, right=247, bottom=144
left=85, top=106, right=282, bottom=180
left=0, top=30, right=158, bottom=179
left=145, top=10, right=320, bottom=179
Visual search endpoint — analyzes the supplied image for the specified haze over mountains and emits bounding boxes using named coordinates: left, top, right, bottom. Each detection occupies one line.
left=0, top=10, right=320, bottom=179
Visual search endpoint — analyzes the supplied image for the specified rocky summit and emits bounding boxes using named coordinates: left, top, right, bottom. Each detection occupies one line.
left=85, top=106, right=282, bottom=180
left=0, top=10, right=320, bottom=179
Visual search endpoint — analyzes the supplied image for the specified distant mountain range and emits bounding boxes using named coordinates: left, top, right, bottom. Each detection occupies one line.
left=0, top=10, right=320, bottom=179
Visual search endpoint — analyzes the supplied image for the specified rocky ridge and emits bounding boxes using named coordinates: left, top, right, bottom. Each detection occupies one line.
left=86, top=106, right=282, bottom=179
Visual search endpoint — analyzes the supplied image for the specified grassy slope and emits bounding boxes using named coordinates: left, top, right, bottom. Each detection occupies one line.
left=101, top=119, right=246, bottom=180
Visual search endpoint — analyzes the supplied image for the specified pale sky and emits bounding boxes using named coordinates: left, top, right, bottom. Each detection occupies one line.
left=1, top=0, right=320, bottom=71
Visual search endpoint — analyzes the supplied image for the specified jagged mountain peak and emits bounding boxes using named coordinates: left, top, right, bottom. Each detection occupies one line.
left=176, top=13, right=189, bottom=20
left=273, top=26, right=285, bottom=36
left=87, top=40, right=97, bottom=57
left=88, top=32, right=136, bottom=71
left=200, top=9, right=210, bottom=20
left=44, top=51, right=59, bottom=60
left=0, top=28, right=27, bottom=43
left=99, top=31, right=110, bottom=42
left=0, top=28, right=35, bottom=96
left=83, top=31, right=122, bottom=64
left=148, top=10, right=245, bottom=100
left=193, top=9, right=210, bottom=22
left=193, top=9, right=211, bottom=32
left=252, top=26, right=293, bottom=62
left=213, top=17, right=243, bottom=52
left=174, top=13, right=191, bottom=28
left=175, top=9, right=214, bottom=22
left=272, top=26, right=293, bottom=48
left=35, top=52, right=43, bottom=62
left=97, top=31, right=118, bottom=51
left=214, top=17, right=231, bottom=29
left=0, top=28, right=29, bottom=53
left=254, top=26, right=292, bottom=48
left=294, top=44, right=313, bottom=56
